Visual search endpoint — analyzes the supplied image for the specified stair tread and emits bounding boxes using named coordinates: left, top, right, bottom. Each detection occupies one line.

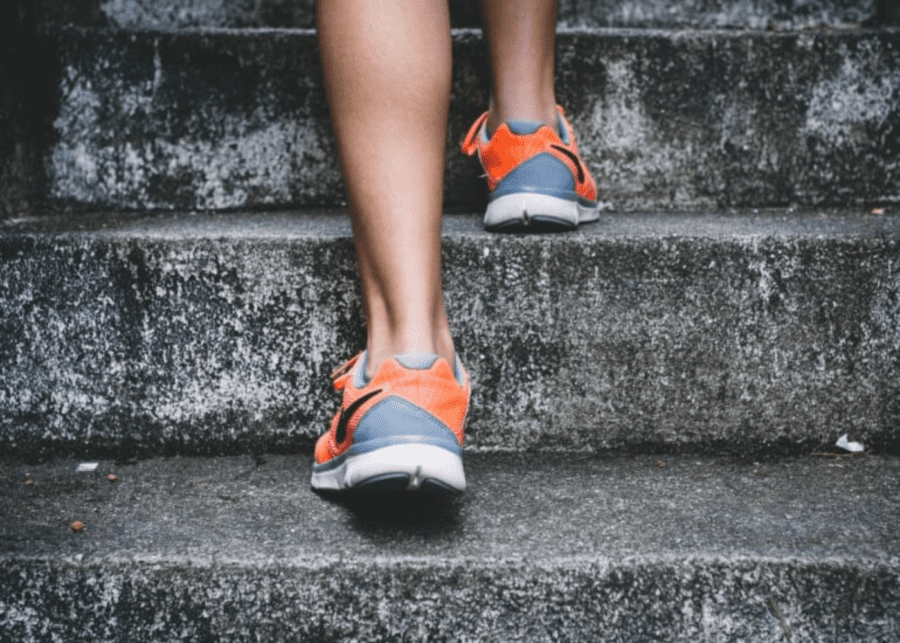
left=5, top=207, right=899, bottom=238
left=3, top=452, right=898, bottom=563
left=6, top=452, right=898, bottom=639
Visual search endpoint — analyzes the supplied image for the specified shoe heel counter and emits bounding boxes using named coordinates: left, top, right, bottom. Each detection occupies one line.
left=491, top=153, right=577, bottom=201
left=353, top=396, right=463, bottom=454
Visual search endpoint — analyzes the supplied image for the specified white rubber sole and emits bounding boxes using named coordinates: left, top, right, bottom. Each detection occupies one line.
left=311, top=444, right=466, bottom=493
left=484, top=192, right=600, bottom=231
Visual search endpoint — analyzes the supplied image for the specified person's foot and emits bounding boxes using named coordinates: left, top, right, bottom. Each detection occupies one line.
left=310, top=351, right=470, bottom=493
left=461, top=105, right=599, bottom=232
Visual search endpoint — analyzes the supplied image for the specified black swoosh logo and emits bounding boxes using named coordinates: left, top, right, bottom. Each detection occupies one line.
left=335, top=389, right=383, bottom=444
left=550, top=145, right=586, bottom=184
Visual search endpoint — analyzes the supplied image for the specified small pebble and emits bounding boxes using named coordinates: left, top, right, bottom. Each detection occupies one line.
left=108, top=474, right=118, bottom=483
left=71, top=521, right=84, bottom=533
left=25, top=479, right=34, bottom=487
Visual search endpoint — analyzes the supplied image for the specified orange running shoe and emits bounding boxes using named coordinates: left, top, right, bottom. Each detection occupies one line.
left=461, top=105, right=599, bottom=232
left=311, top=351, right=470, bottom=493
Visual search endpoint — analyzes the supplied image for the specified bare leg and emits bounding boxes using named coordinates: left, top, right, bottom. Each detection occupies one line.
left=317, top=0, right=455, bottom=376
left=482, top=0, right=560, bottom=136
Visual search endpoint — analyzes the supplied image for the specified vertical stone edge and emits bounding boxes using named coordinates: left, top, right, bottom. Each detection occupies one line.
left=1, top=0, right=35, bottom=218
left=0, top=0, right=60, bottom=219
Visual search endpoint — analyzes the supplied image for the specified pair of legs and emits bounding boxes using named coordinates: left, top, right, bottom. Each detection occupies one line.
left=317, top=0, right=560, bottom=376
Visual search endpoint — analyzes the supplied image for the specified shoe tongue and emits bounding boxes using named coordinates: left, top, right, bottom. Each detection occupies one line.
left=506, top=120, right=544, bottom=135
left=354, top=351, right=371, bottom=387
left=394, top=353, right=441, bottom=370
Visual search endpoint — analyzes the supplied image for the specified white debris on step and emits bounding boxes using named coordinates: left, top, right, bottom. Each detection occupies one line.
left=835, top=434, right=864, bottom=453
left=76, top=462, right=99, bottom=472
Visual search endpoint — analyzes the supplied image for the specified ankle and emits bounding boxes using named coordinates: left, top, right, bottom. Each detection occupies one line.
left=485, top=105, right=559, bottom=138
left=365, top=327, right=456, bottom=379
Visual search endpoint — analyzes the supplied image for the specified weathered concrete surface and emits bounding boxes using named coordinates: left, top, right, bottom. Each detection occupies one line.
left=0, top=209, right=898, bottom=458
left=1, top=453, right=898, bottom=642
left=40, top=27, right=344, bottom=212
left=35, top=0, right=879, bottom=29
left=560, top=28, right=900, bottom=211
left=562, top=0, right=878, bottom=28
left=35, top=27, right=900, bottom=213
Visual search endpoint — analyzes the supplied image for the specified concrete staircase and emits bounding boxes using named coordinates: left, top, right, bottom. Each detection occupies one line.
left=2, top=0, right=899, bottom=640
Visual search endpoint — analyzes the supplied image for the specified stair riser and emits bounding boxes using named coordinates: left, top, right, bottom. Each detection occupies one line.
left=2, top=559, right=896, bottom=642
left=37, top=0, right=878, bottom=29
left=37, top=28, right=900, bottom=214
left=2, top=219, right=898, bottom=457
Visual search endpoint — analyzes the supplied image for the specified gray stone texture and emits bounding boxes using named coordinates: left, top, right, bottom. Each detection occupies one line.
left=1, top=210, right=898, bottom=458
left=41, top=27, right=343, bottom=213
left=1, top=453, right=899, bottom=641
left=36, top=27, right=900, bottom=214
left=35, top=0, right=880, bottom=29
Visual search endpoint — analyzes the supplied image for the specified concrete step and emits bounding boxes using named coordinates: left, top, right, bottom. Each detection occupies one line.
left=29, top=26, right=900, bottom=214
left=1, top=209, right=898, bottom=458
left=37, top=0, right=880, bottom=30
left=2, top=452, right=898, bottom=641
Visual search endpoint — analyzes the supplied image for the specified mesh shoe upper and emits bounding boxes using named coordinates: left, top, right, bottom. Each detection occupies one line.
left=314, top=352, right=470, bottom=467
left=461, top=105, right=597, bottom=203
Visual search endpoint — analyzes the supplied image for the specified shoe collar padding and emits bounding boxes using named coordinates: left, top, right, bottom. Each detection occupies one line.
left=332, top=351, right=465, bottom=389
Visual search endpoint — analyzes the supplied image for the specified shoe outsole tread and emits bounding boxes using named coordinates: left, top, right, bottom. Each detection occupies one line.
left=311, top=443, right=467, bottom=493
left=487, top=215, right=578, bottom=233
